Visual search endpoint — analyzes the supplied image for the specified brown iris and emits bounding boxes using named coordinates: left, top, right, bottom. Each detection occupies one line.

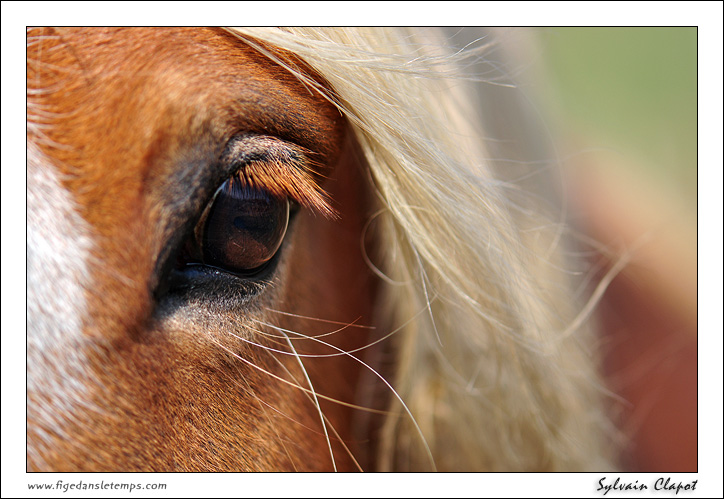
left=196, top=176, right=289, bottom=276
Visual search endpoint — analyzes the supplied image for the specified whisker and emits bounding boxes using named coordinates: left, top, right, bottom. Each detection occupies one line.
left=253, top=298, right=437, bottom=359
left=249, top=313, right=372, bottom=342
left=209, top=338, right=390, bottom=415
left=281, top=331, right=337, bottom=471
left=265, top=308, right=376, bottom=328
left=264, top=348, right=364, bottom=472
left=261, top=323, right=438, bottom=471
left=236, top=365, right=300, bottom=471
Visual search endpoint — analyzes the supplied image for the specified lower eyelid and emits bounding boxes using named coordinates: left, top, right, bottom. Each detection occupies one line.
left=162, top=264, right=272, bottom=310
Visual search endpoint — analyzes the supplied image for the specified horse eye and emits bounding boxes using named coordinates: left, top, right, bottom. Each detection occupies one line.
left=195, top=177, right=289, bottom=276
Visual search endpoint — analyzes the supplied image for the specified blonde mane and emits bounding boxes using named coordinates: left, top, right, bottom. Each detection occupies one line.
left=226, top=27, right=616, bottom=471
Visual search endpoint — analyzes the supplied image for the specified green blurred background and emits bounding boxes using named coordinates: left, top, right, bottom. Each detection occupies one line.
left=537, top=27, right=697, bottom=208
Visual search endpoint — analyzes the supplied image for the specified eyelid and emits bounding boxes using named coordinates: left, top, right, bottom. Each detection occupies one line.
left=220, top=135, right=337, bottom=219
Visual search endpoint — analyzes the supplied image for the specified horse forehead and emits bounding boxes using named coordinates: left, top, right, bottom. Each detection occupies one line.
left=28, top=27, right=342, bottom=231
left=33, top=27, right=340, bottom=144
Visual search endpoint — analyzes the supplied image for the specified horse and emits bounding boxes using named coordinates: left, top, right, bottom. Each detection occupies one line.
left=27, top=26, right=636, bottom=472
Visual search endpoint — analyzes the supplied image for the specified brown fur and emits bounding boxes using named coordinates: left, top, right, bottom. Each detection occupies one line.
left=27, top=27, right=382, bottom=471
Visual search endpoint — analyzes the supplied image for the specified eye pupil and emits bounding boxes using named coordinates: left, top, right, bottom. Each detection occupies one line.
left=200, top=178, right=289, bottom=275
left=233, top=216, right=250, bottom=230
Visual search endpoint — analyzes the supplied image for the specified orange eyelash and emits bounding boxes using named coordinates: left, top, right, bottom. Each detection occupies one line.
left=223, top=136, right=337, bottom=219
left=238, top=155, right=336, bottom=219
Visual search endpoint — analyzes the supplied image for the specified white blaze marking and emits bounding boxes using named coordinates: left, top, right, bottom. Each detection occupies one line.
left=27, top=141, right=96, bottom=455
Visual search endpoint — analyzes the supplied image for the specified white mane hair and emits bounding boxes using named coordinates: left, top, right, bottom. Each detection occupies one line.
left=227, top=27, right=616, bottom=471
